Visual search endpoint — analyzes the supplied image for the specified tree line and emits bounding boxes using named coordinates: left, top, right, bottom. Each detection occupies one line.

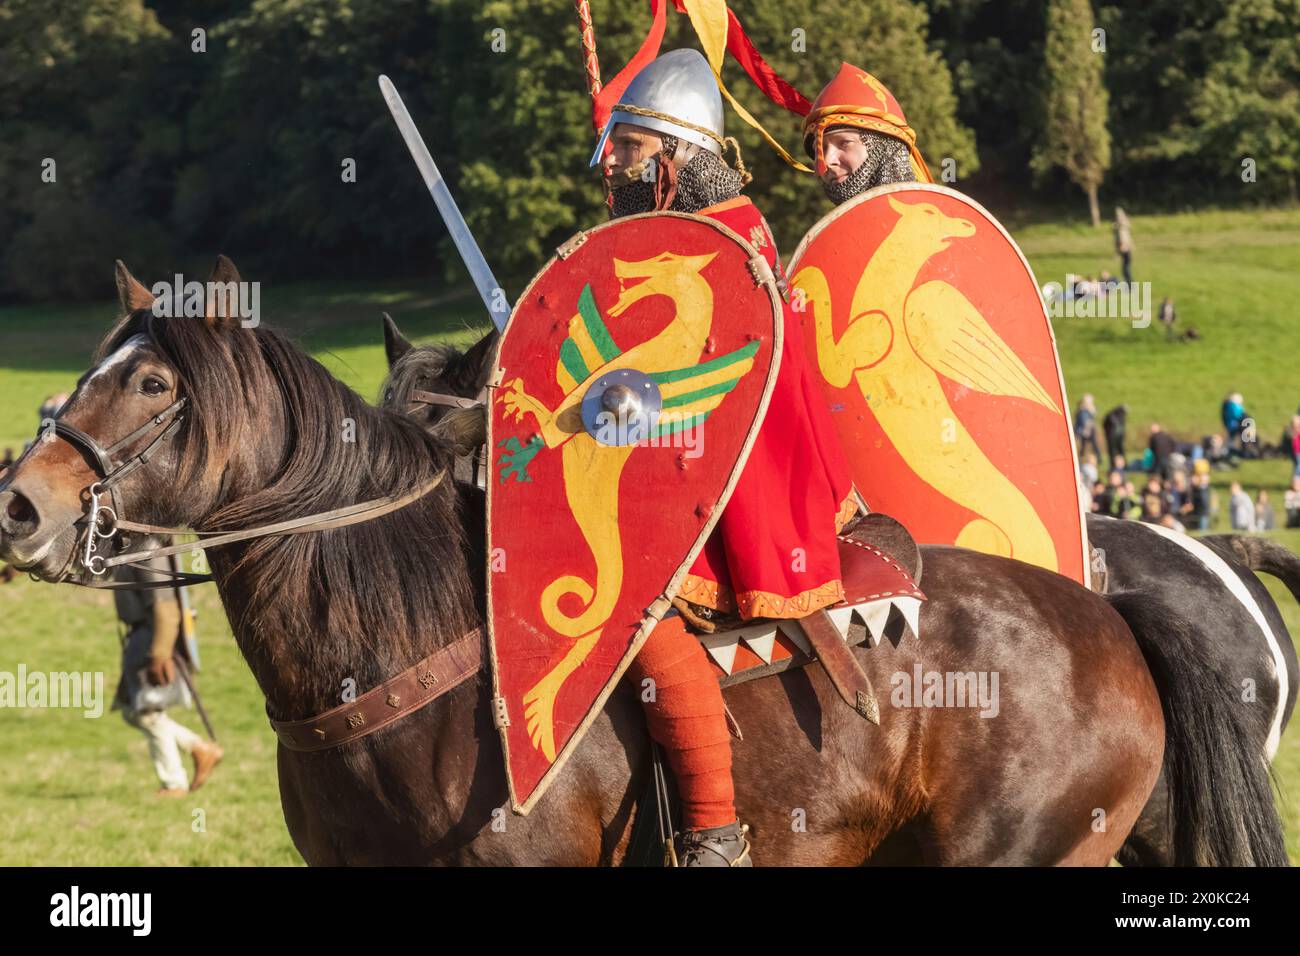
left=0, top=0, right=1294, bottom=301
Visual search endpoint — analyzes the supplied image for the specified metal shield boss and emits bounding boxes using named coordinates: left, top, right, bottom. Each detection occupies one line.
left=787, top=184, right=1089, bottom=587
left=487, top=211, right=781, bottom=812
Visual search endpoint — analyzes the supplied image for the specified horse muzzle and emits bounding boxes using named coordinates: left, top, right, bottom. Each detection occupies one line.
left=0, top=478, right=84, bottom=581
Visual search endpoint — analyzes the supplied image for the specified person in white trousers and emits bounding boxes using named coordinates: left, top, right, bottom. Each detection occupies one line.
left=113, top=554, right=222, bottom=796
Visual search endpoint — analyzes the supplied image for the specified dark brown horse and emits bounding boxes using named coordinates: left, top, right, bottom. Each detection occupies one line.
left=387, top=319, right=1292, bottom=867
left=0, top=259, right=1232, bottom=865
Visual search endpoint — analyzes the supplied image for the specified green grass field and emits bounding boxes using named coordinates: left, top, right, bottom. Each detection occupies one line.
left=0, top=205, right=1297, bottom=864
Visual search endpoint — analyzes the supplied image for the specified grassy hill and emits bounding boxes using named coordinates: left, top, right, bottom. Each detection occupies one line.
left=1018, top=205, right=1300, bottom=444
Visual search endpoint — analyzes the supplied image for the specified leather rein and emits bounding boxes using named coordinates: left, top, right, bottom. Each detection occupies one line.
left=407, top=388, right=482, bottom=411
left=39, top=395, right=449, bottom=591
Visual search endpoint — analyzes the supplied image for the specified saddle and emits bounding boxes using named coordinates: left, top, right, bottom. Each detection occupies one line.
left=681, top=512, right=925, bottom=704
left=622, top=513, right=925, bottom=864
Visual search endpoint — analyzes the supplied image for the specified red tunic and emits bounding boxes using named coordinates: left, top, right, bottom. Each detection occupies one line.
left=679, top=197, right=856, bottom=619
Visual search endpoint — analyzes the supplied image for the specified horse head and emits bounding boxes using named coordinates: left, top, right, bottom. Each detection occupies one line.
left=380, top=314, right=496, bottom=429
left=0, top=256, right=260, bottom=583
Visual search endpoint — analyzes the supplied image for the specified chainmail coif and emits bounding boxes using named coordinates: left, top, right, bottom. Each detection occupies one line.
left=610, top=175, right=657, bottom=218
left=670, top=148, right=745, bottom=213
left=822, top=129, right=915, bottom=205
left=610, top=135, right=744, bottom=218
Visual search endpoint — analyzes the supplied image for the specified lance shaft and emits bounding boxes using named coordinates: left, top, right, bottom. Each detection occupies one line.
left=576, top=0, right=612, bottom=210
left=174, top=654, right=216, bottom=741
left=575, top=0, right=604, bottom=120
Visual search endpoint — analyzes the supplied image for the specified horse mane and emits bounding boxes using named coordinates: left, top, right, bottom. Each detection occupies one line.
left=97, top=310, right=482, bottom=715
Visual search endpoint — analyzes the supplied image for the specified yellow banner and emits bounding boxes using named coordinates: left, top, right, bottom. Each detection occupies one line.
left=680, top=0, right=813, bottom=173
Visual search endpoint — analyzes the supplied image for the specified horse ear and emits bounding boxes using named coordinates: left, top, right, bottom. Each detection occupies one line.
left=114, top=260, right=155, bottom=314
left=204, top=255, right=243, bottom=326
left=383, top=312, right=413, bottom=368
left=459, top=329, right=499, bottom=392
left=209, top=254, right=242, bottom=285
left=434, top=406, right=486, bottom=458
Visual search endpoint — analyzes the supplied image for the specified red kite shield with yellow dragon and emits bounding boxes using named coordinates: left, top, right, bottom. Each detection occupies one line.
left=788, top=184, right=1089, bottom=586
left=487, top=212, right=781, bottom=813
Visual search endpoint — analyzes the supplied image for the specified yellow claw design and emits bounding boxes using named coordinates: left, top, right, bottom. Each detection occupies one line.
left=500, top=378, right=530, bottom=423
left=523, top=630, right=602, bottom=762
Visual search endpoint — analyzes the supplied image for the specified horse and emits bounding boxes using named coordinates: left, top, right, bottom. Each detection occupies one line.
left=1085, top=515, right=1296, bottom=866
left=384, top=315, right=1290, bottom=866
left=0, top=258, right=1244, bottom=865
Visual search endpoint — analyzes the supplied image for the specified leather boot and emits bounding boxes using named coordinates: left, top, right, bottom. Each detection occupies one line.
left=678, top=820, right=752, bottom=867
left=190, top=741, right=224, bottom=792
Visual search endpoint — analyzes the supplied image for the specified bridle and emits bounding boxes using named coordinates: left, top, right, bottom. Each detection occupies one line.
left=407, top=389, right=482, bottom=412
left=401, top=388, right=488, bottom=490
left=46, top=397, right=189, bottom=580
left=31, top=393, right=447, bottom=590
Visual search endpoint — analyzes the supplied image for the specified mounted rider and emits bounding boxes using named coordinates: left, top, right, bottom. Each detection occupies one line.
left=792, top=63, right=1095, bottom=585
left=802, top=62, right=932, bottom=205
left=591, top=48, right=856, bottom=866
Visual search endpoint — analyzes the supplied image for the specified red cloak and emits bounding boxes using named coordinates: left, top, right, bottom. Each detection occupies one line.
left=679, top=196, right=855, bottom=619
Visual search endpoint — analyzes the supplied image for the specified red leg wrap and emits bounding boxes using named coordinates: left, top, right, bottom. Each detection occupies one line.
left=627, top=615, right=736, bottom=830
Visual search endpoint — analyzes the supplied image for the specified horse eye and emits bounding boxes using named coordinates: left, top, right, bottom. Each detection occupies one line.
left=140, top=377, right=166, bottom=396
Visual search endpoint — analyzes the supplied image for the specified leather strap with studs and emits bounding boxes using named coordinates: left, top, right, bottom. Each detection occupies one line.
left=269, top=628, right=483, bottom=752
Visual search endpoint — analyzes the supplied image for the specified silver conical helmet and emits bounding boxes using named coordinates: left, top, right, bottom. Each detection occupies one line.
left=589, top=48, right=724, bottom=167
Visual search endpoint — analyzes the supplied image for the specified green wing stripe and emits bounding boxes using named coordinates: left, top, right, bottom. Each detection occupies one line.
left=661, top=377, right=741, bottom=409
left=578, top=285, right=620, bottom=363
left=648, top=411, right=710, bottom=439
left=650, top=339, right=760, bottom=385
left=559, top=339, right=590, bottom=385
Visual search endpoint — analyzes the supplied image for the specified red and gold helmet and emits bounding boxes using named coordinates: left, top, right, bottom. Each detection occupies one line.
left=802, top=63, right=933, bottom=183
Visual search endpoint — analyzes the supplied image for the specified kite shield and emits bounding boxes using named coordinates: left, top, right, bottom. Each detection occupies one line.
left=788, top=184, right=1088, bottom=586
left=487, top=211, right=781, bottom=812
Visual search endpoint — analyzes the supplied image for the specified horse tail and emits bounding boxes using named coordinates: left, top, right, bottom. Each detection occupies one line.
left=1203, top=533, right=1300, bottom=606
left=1106, top=588, right=1289, bottom=866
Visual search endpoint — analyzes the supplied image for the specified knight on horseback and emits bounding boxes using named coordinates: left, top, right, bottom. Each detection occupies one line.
left=591, top=48, right=857, bottom=866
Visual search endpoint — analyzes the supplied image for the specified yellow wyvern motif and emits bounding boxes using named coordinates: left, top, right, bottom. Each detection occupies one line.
left=855, top=71, right=907, bottom=127
left=499, top=250, right=758, bottom=762
left=792, top=195, right=1061, bottom=569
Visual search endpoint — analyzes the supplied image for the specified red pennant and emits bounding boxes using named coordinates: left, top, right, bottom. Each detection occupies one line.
left=722, top=7, right=811, bottom=116
left=592, top=0, right=668, bottom=134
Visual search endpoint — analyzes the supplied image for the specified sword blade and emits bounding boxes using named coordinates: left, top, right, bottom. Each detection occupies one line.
left=378, top=75, right=511, bottom=332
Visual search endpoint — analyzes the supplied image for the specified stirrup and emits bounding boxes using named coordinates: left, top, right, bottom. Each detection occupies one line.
left=677, top=820, right=753, bottom=867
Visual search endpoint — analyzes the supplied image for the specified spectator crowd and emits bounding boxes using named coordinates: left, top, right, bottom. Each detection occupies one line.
left=1075, top=392, right=1300, bottom=533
